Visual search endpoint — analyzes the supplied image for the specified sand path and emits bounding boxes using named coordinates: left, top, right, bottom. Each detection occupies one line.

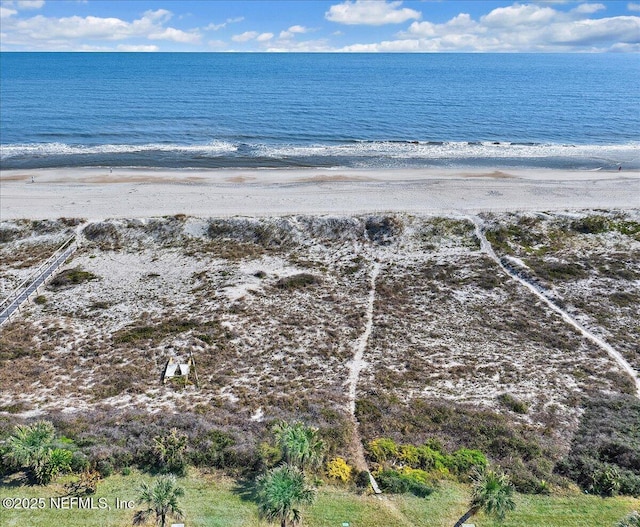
left=471, top=216, right=640, bottom=397
left=345, top=259, right=382, bottom=493
left=347, top=260, right=381, bottom=415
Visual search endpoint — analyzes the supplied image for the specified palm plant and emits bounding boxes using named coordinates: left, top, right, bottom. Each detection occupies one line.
left=5, top=421, right=71, bottom=484
left=619, top=511, right=640, bottom=527
left=454, top=468, right=516, bottom=527
left=272, top=421, right=325, bottom=472
left=153, top=428, right=188, bottom=476
left=256, top=464, right=316, bottom=527
left=132, top=474, right=185, bottom=527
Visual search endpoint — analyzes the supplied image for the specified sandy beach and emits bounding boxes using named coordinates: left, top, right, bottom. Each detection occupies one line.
left=1, top=167, right=638, bottom=220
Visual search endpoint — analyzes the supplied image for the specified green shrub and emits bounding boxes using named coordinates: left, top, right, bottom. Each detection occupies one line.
left=398, top=444, right=420, bottom=467
left=356, top=396, right=555, bottom=493
left=590, top=465, right=622, bottom=497
left=4, top=421, right=75, bottom=484
left=70, top=451, right=90, bottom=473
left=416, top=445, right=450, bottom=473
left=153, top=428, right=188, bottom=476
left=376, top=469, right=433, bottom=497
left=95, top=459, right=113, bottom=477
left=36, top=448, right=73, bottom=484
left=326, top=457, right=353, bottom=483
left=49, top=267, right=99, bottom=289
left=367, top=438, right=398, bottom=464
left=275, top=273, right=321, bottom=290
left=498, top=393, right=530, bottom=414
left=614, top=221, right=640, bottom=237
left=571, top=216, right=612, bottom=234
left=558, top=394, right=640, bottom=496
left=258, top=441, right=283, bottom=469
left=0, top=227, right=21, bottom=243
left=354, top=470, right=371, bottom=489
left=190, top=429, right=236, bottom=469
left=450, top=448, right=488, bottom=476
left=113, top=319, right=199, bottom=344
left=618, top=511, right=640, bottom=527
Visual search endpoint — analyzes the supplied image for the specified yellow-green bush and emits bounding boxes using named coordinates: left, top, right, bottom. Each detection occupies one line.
left=326, top=457, right=353, bottom=483
left=367, top=438, right=398, bottom=463
left=398, top=444, right=420, bottom=466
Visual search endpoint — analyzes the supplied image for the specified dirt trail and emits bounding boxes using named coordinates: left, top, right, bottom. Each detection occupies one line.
left=348, top=260, right=381, bottom=415
left=345, top=260, right=383, bottom=493
left=471, top=216, right=640, bottom=398
left=344, top=259, right=418, bottom=522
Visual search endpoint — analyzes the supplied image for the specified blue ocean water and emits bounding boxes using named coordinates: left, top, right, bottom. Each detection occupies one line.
left=1, top=52, right=638, bottom=170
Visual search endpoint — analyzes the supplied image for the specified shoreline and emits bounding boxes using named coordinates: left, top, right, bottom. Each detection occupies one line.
left=1, top=167, right=638, bottom=220
left=0, top=166, right=632, bottom=181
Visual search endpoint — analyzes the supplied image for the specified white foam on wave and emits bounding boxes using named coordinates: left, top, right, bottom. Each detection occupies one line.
left=255, top=141, right=640, bottom=161
left=0, top=141, right=238, bottom=159
left=1, top=140, right=638, bottom=168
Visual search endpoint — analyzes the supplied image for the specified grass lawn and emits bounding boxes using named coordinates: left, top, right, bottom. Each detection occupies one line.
left=1, top=470, right=638, bottom=527
left=397, top=481, right=640, bottom=527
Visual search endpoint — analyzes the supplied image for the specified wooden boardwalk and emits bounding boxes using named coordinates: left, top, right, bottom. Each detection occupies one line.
left=0, top=237, right=77, bottom=327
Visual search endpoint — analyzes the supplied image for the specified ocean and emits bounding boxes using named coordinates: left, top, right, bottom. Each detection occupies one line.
left=1, top=52, right=638, bottom=170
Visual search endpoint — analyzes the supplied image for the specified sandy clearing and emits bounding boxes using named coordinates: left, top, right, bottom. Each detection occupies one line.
left=1, top=167, right=638, bottom=220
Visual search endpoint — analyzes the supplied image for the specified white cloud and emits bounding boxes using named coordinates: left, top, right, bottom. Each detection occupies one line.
left=230, top=31, right=274, bottom=44
left=287, top=25, right=308, bottom=34
left=0, top=0, right=637, bottom=53
left=0, top=8, right=203, bottom=49
left=481, top=4, right=557, bottom=27
left=266, top=38, right=332, bottom=52
left=256, top=32, right=273, bottom=42
left=142, top=8, right=172, bottom=23
left=352, top=3, right=640, bottom=52
left=232, top=31, right=258, bottom=42
left=0, top=6, right=17, bottom=18
left=16, top=0, right=44, bottom=9
left=117, top=44, right=158, bottom=52
left=608, top=41, right=640, bottom=51
left=205, top=16, right=244, bottom=31
left=149, top=27, right=200, bottom=44
left=15, top=15, right=132, bottom=40
left=547, top=16, right=640, bottom=45
left=406, top=13, right=477, bottom=38
left=279, top=25, right=310, bottom=39
left=572, top=3, right=606, bottom=14
left=205, top=22, right=226, bottom=31
left=326, top=0, right=421, bottom=26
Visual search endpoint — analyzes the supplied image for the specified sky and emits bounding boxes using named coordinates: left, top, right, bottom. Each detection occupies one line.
left=0, top=0, right=639, bottom=52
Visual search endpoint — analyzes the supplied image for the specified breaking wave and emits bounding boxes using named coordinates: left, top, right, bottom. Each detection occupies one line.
left=1, top=140, right=638, bottom=170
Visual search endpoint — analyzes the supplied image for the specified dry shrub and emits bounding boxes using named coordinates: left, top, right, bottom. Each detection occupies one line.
left=82, top=222, right=120, bottom=248
left=0, top=321, right=40, bottom=361
left=275, top=273, right=321, bottom=290
left=49, top=267, right=99, bottom=289
left=365, top=215, right=403, bottom=244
